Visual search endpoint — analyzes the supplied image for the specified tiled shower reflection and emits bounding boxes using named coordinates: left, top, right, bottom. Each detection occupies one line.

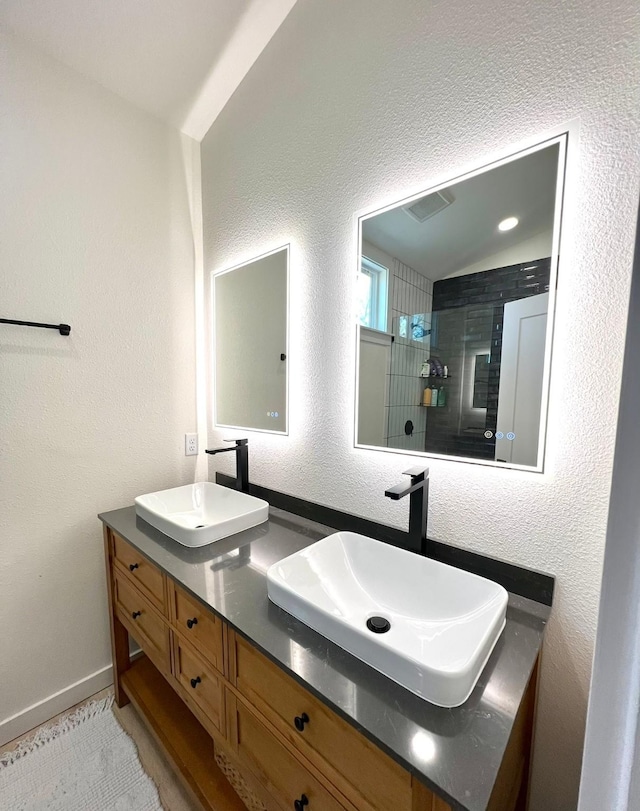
left=386, top=259, right=433, bottom=451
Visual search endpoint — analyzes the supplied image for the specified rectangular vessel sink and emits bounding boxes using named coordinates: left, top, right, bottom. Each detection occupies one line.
left=135, top=482, right=269, bottom=548
left=267, top=531, right=508, bottom=707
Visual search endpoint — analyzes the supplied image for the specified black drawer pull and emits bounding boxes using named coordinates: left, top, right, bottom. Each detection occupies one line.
left=294, top=795, right=309, bottom=811
left=294, top=712, right=309, bottom=732
left=132, top=611, right=141, bottom=619
left=190, top=676, right=202, bottom=689
left=129, top=563, right=139, bottom=572
left=186, top=617, right=198, bottom=629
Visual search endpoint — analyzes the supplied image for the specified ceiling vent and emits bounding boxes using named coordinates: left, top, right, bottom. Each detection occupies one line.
left=402, top=189, right=455, bottom=223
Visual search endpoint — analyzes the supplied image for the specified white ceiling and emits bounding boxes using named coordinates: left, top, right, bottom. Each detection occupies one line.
left=362, top=144, right=560, bottom=279
left=0, top=0, right=297, bottom=140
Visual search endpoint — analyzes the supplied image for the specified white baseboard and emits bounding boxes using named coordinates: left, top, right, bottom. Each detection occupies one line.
left=0, top=665, right=113, bottom=747
left=0, top=647, right=142, bottom=748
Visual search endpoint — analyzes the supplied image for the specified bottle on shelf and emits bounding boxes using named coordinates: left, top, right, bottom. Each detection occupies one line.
left=437, top=386, right=446, bottom=407
left=419, top=359, right=449, bottom=381
left=422, top=387, right=432, bottom=406
left=431, top=385, right=439, bottom=406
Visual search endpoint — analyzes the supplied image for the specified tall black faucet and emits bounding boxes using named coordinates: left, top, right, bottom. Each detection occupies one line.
left=205, top=438, right=249, bottom=493
left=384, top=466, right=429, bottom=555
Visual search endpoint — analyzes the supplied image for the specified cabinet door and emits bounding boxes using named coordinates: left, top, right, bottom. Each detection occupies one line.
left=227, top=692, right=350, bottom=811
left=113, top=533, right=166, bottom=613
left=169, top=583, right=225, bottom=674
left=230, top=632, right=413, bottom=811
left=173, top=635, right=225, bottom=738
left=114, top=572, right=171, bottom=676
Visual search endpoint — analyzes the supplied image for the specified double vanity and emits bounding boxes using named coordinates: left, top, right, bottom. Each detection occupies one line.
left=100, top=475, right=551, bottom=811
left=104, top=130, right=566, bottom=810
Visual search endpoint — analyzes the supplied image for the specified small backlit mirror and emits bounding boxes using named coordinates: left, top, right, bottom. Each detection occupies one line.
left=213, top=246, right=289, bottom=434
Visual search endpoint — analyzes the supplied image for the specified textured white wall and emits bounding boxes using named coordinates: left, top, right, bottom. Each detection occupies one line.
left=578, top=208, right=640, bottom=810
left=201, top=1, right=640, bottom=808
left=0, top=30, right=198, bottom=733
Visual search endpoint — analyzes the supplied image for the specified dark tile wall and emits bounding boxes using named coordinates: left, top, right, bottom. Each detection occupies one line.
left=425, top=257, right=552, bottom=459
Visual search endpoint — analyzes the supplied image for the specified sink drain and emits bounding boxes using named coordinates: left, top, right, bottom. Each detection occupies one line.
left=366, top=616, right=391, bottom=634
left=195, top=525, right=206, bottom=529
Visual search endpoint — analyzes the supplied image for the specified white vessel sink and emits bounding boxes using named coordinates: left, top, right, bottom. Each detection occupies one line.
left=267, top=531, right=508, bottom=707
left=135, top=482, right=269, bottom=547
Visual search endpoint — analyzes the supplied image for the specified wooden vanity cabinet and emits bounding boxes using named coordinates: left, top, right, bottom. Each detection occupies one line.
left=112, top=533, right=167, bottom=611
left=168, top=581, right=226, bottom=672
left=228, top=630, right=413, bottom=811
left=113, top=571, right=172, bottom=678
left=104, top=525, right=535, bottom=811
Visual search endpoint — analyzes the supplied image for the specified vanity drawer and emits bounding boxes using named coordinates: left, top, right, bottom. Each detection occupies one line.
left=169, top=582, right=225, bottom=675
left=114, top=572, right=171, bottom=675
left=229, top=633, right=412, bottom=811
left=113, top=533, right=166, bottom=613
left=172, top=635, right=225, bottom=737
left=227, top=692, right=349, bottom=811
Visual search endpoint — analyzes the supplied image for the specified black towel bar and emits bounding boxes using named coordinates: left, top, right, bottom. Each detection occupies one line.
left=0, top=318, right=71, bottom=336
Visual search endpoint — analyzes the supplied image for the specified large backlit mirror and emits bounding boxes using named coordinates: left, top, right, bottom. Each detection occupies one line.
left=214, top=246, right=289, bottom=434
left=355, top=135, right=566, bottom=470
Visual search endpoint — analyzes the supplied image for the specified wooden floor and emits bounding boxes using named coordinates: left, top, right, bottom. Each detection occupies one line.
left=0, top=687, right=203, bottom=811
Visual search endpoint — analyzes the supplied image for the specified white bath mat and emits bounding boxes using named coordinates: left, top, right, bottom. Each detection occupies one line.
left=0, top=694, right=163, bottom=811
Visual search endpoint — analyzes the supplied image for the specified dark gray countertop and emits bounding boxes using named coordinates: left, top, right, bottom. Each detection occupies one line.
left=99, top=505, right=549, bottom=811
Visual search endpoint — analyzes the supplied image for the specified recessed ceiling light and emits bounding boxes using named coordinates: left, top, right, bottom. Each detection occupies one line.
left=498, top=216, right=519, bottom=232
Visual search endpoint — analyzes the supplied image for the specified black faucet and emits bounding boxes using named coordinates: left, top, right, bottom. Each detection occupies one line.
left=384, top=466, right=429, bottom=555
left=205, top=438, right=249, bottom=493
